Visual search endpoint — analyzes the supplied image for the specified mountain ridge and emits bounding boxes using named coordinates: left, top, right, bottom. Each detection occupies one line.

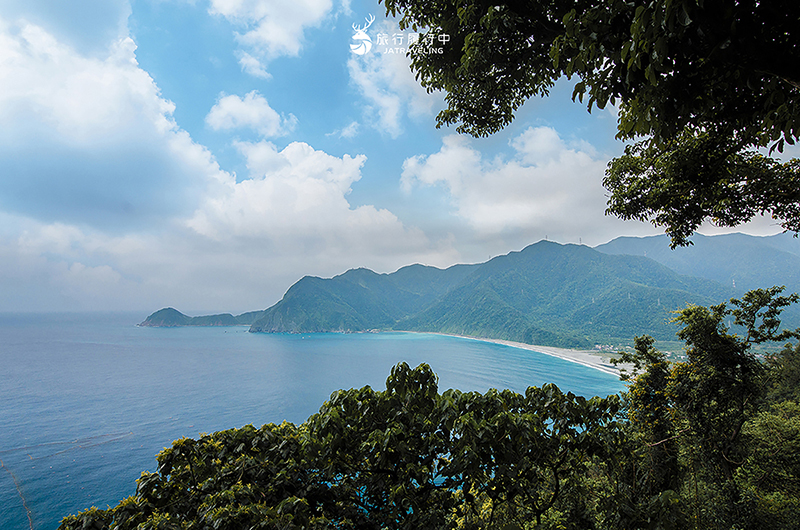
left=142, top=233, right=799, bottom=348
left=388, top=241, right=729, bottom=346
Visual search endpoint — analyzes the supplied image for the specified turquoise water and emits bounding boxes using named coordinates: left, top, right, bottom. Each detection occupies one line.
left=0, top=312, right=624, bottom=530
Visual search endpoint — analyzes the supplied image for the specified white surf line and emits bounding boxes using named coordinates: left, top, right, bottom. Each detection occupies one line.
left=417, top=332, right=625, bottom=377
left=484, top=338, right=623, bottom=377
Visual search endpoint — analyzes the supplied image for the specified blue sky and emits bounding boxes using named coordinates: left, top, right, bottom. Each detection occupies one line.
left=0, top=0, right=789, bottom=313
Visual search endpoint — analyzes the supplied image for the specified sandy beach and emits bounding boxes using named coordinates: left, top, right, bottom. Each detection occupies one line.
left=424, top=332, right=631, bottom=377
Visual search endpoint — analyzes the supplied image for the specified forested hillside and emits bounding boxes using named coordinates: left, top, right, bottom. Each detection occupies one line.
left=595, top=232, right=800, bottom=295
left=393, top=241, right=728, bottom=346
left=250, top=241, right=729, bottom=347
left=143, top=235, right=800, bottom=348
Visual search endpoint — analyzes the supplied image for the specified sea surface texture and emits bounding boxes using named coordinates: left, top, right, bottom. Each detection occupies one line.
left=0, top=312, right=624, bottom=530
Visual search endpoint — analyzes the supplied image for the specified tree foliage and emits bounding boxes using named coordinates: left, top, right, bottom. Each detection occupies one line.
left=60, top=364, right=621, bottom=530
left=381, top=0, right=800, bottom=245
left=612, top=287, right=800, bottom=529
left=604, top=132, right=800, bottom=248
left=60, top=289, right=800, bottom=529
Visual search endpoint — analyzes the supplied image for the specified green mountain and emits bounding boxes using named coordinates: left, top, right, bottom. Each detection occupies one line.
left=595, top=232, right=800, bottom=327
left=595, top=232, right=800, bottom=295
left=248, top=264, right=478, bottom=333
left=249, top=241, right=731, bottom=346
left=392, top=242, right=729, bottom=346
left=139, top=307, right=268, bottom=327
left=139, top=263, right=478, bottom=331
left=145, top=235, right=799, bottom=347
left=140, top=308, right=193, bottom=327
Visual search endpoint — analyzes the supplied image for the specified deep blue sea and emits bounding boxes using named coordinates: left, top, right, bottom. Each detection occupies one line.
left=0, top=312, right=624, bottom=530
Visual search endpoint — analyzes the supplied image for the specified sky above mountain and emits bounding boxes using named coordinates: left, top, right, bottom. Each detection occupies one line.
left=0, top=0, right=793, bottom=313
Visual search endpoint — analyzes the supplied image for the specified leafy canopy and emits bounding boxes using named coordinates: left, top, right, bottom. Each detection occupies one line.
left=610, top=287, right=800, bottom=528
left=60, top=363, right=621, bottom=530
left=381, top=0, right=800, bottom=246
left=59, top=288, right=800, bottom=529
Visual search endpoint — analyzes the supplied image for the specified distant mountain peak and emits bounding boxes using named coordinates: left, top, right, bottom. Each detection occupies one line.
left=140, top=308, right=268, bottom=327
left=248, top=240, right=731, bottom=347
left=595, top=232, right=800, bottom=296
left=143, top=233, right=800, bottom=345
left=140, top=308, right=191, bottom=327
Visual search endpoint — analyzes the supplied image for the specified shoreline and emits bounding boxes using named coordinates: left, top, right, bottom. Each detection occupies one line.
left=415, top=332, right=631, bottom=377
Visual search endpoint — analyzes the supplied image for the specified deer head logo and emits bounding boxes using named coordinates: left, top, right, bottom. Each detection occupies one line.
left=350, top=14, right=375, bottom=55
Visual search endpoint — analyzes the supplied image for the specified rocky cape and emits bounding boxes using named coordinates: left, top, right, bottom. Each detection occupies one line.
left=139, top=307, right=267, bottom=327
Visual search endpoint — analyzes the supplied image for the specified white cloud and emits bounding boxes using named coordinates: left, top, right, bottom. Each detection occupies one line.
left=0, top=15, right=460, bottom=313
left=187, top=140, right=445, bottom=258
left=0, top=160, right=460, bottom=312
left=327, top=120, right=360, bottom=138
left=0, top=18, right=230, bottom=229
left=0, top=0, right=130, bottom=56
left=401, top=127, right=653, bottom=245
left=209, top=0, right=333, bottom=76
left=339, top=120, right=360, bottom=138
left=0, top=213, right=152, bottom=312
left=0, top=23, right=168, bottom=142
left=347, top=20, right=443, bottom=137
left=206, top=91, right=296, bottom=137
left=237, top=51, right=271, bottom=78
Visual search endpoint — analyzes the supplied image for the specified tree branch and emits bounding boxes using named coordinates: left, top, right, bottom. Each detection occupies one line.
left=646, top=428, right=690, bottom=448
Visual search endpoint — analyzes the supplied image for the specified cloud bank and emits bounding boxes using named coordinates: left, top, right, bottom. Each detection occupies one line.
left=0, top=18, right=228, bottom=230
left=401, top=127, right=646, bottom=243
left=0, top=15, right=457, bottom=312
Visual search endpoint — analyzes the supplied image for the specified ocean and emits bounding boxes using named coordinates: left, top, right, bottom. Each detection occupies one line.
left=0, top=312, right=624, bottom=530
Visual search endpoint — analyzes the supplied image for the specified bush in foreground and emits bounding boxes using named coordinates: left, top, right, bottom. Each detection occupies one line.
left=61, top=289, right=800, bottom=530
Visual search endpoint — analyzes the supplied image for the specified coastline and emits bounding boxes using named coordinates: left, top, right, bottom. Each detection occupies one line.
left=418, top=332, right=631, bottom=377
